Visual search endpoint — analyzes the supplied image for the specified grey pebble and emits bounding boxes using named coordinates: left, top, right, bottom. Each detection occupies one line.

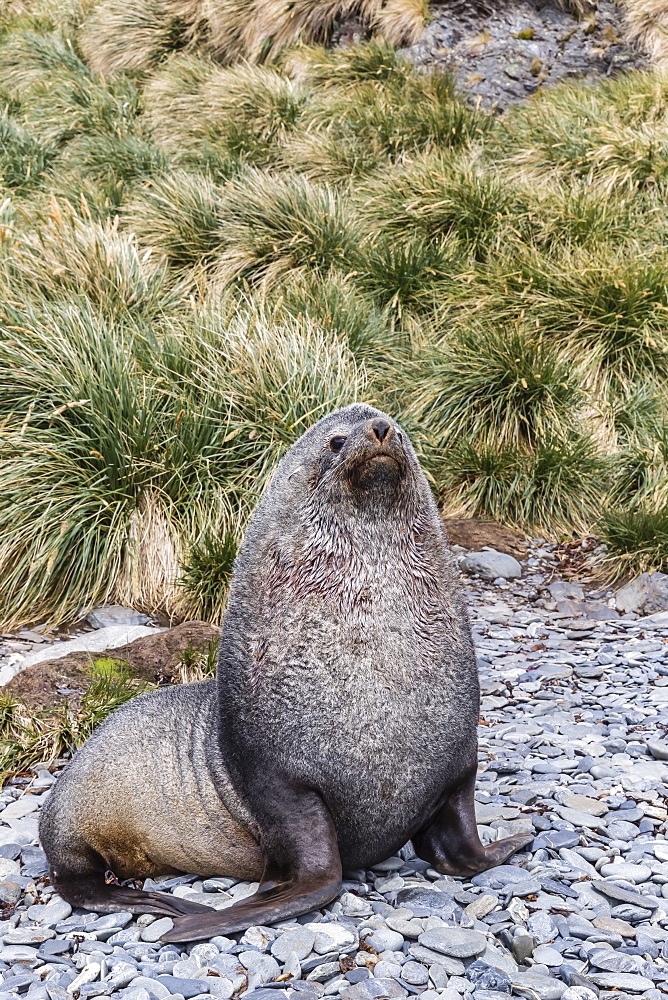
left=140, top=918, right=174, bottom=943
left=239, top=951, right=280, bottom=991
left=418, top=928, right=487, bottom=959
left=399, top=962, right=428, bottom=986
left=364, top=928, right=404, bottom=953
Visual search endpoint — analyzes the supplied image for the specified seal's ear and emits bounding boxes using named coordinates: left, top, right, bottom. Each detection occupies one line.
left=287, top=465, right=304, bottom=481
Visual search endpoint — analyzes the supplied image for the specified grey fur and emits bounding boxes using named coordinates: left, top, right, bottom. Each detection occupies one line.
left=40, top=404, right=483, bottom=912
left=216, top=403, right=478, bottom=868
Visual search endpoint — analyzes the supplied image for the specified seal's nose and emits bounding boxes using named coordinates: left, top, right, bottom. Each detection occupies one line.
left=371, top=417, right=392, bottom=443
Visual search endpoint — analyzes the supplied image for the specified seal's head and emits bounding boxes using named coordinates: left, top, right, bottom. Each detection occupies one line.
left=281, top=404, right=422, bottom=517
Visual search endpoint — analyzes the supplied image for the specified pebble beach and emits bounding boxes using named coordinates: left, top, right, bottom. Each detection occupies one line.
left=2, top=540, right=668, bottom=1000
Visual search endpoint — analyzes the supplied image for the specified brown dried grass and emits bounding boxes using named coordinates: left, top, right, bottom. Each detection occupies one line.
left=622, top=0, right=668, bottom=65
left=78, top=0, right=428, bottom=74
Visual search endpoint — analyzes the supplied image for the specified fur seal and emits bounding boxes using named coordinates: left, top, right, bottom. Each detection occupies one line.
left=39, top=404, right=531, bottom=942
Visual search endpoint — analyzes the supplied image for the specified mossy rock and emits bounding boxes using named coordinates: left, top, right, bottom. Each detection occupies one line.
left=4, top=621, right=220, bottom=712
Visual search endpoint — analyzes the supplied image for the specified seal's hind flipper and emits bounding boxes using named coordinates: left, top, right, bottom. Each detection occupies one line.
left=52, top=871, right=214, bottom=918
left=414, top=767, right=534, bottom=878
left=163, top=784, right=343, bottom=943
left=161, top=877, right=341, bottom=943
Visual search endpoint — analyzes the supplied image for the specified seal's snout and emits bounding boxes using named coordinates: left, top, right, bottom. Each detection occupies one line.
left=370, top=417, right=392, bottom=444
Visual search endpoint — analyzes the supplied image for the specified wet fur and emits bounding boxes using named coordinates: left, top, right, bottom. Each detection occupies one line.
left=40, top=404, right=488, bottom=926
left=214, top=403, right=478, bottom=869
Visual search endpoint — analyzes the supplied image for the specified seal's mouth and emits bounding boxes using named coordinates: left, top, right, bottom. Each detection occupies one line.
left=348, top=451, right=404, bottom=491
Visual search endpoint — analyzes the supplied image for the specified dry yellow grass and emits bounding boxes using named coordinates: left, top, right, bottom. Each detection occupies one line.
left=372, top=0, right=429, bottom=47
left=622, top=0, right=668, bottom=66
left=116, top=491, right=188, bottom=623
left=78, top=0, right=428, bottom=74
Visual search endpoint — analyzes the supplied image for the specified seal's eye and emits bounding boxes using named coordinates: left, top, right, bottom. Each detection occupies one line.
left=329, top=435, right=347, bottom=453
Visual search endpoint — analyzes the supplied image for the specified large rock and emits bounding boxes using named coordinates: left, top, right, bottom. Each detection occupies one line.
left=443, top=519, right=527, bottom=559
left=554, top=599, right=618, bottom=621
left=461, top=550, right=522, bottom=581
left=85, top=605, right=150, bottom=629
left=547, top=580, right=584, bottom=601
left=4, top=621, right=219, bottom=710
left=615, top=572, right=668, bottom=614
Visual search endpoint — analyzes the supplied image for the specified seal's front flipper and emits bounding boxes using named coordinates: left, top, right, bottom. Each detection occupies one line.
left=162, top=784, right=342, bottom=943
left=413, top=768, right=533, bottom=878
left=52, top=870, right=214, bottom=917
left=162, top=876, right=340, bottom=942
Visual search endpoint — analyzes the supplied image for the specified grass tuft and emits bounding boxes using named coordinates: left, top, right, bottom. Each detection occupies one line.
left=405, top=325, right=581, bottom=448
left=145, top=58, right=308, bottom=172
left=599, top=507, right=668, bottom=577
left=79, top=0, right=192, bottom=75
left=128, top=170, right=226, bottom=271
left=212, top=169, right=358, bottom=288
left=179, top=531, right=238, bottom=624
left=4, top=200, right=180, bottom=318
left=435, top=434, right=608, bottom=534
left=0, top=113, right=55, bottom=193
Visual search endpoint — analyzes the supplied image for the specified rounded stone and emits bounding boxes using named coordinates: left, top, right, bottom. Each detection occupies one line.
left=606, top=821, right=640, bottom=841
left=0, top=881, right=22, bottom=906
left=140, top=917, right=174, bottom=942
left=271, top=928, right=316, bottom=962
left=374, top=961, right=403, bottom=979
left=418, top=928, right=487, bottom=959
left=400, top=962, right=429, bottom=985
left=462, top=551, right=522, bottom=582
left=600, top=863, right=651, bottom=883
left=531, top=946, right=563, bottom=968
left=364, top=928, right=404, bottom=953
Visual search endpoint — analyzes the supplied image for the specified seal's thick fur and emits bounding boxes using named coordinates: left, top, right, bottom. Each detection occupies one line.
left=40, top=404, right=531, bottom=941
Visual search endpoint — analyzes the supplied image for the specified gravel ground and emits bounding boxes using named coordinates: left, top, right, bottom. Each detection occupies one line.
left=2, top=540, right=668, bottom=1000
left=403, top=0, right=647, bottom=108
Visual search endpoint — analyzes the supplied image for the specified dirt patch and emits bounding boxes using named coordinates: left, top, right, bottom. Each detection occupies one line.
left=404, top=0, right=646, bottom=109
left=443, top=518, right=529, bottom=558
left=5, top=621, right=219, bottom=711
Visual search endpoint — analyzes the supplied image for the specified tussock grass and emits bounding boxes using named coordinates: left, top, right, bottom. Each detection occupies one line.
left=290, top=71, right=483, bottom=182
left=274, top=270, right=392, bottom=358
left=212, top=170, right=358, bottom=288
left=459, top=241, right=668, bottom=391
left=79, top=0, right=193, bottom=76
left=77, top=0, right=428, bottom=75
left=353, top=231, right=461, bottom=320
left=373, top=0, right=429, bottom=47
left=0, top=296, right=365, bottom=628
left=0, top=113, right=56, bottom=193
left=436, top=434, right=608, bottom=534
left=360, top=150, right=509, bottom=257
left=5, top=200, right=179, bottom=317
left=145, top=58, right=307, bottom=172
left=127, top=171, right=226, bottom=271
left=180, top=532, right=238, bottom=624
left=1, top=9, right=668, bottom=630
left=499, top=71, right=668, bottom=193
left=622, top=0, right=668, bottom=67
left=286, top=39, right=413, bottom=88
left=599, top=507, right=668, bottom=577
left=405, top=325, right=581, bottom=449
